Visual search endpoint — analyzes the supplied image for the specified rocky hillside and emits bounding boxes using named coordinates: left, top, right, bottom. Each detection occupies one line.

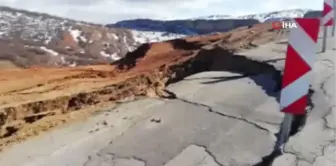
left=0, top=6, right=140, bottom=68
left=0, top=22, right=288, bottom=151
left=0, top=6, right=187, bottom=69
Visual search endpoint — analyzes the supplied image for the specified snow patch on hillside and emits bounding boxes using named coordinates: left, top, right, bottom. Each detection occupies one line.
left=100, top=51, right=121, bottom=61
left=190, top=9, right=312, bottom=22
left=70, top=29, right=87, bottom=43
left=131, top=30, right=186, bottom=43
left=192, top=15, right=234, bottom=20
left=238, top=9, right=312, bottom=22
left=40, top=46, right=59, bottom=56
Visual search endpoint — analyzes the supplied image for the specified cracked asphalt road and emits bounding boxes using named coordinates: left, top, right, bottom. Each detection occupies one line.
left=0, top=54, right=282, bottom=166
left=0, top=27, right=334, bottom=166
left=272, top=28, right=336, bottom=166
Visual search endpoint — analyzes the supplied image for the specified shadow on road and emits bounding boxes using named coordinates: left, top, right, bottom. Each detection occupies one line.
left=175, top=47, right=285, bottom=102
left=183, top=64, right=282, bottom=104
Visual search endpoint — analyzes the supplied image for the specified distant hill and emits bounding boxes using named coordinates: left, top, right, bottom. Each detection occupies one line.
left=107, top=9, right=313, bottom=35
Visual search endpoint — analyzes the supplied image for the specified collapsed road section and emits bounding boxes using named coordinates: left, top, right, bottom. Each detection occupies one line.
left=0, top=23, right=284, bottom=152
left=0, top=24, right=293, bottom=166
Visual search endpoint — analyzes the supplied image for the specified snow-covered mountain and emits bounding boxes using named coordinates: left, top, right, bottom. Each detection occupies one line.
left=109, top=9, right=316, bottom=35
left=0, top=6, right=321, bottom=69
left=237, top=9, right=312, bottom=22
left=194, top=9, right=312, bottom=22
left=191, top=15, right=234, bottom=20
left=0, top=6, right=186, bottom=68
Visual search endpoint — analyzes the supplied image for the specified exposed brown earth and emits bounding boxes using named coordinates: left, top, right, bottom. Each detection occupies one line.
left=0, top=23, right=287, bottom=151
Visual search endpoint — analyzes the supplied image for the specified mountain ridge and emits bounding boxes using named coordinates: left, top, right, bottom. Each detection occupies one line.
left=0, top=6, right=322, bottom=69
left=192, top=9, right=313, bottom=21
left=108, top=9, right=320, bottom=35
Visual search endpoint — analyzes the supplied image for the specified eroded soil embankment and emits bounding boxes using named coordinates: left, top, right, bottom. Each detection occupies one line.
left=0, top=23, right=285, bottom=151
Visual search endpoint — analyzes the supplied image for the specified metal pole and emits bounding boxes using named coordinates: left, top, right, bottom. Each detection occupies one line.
left=276, top=113, right=293, bottom=152
left=333, top=22, right=335, bottom=37
left=333, top=1, right=336, bottom=36
left=322, top=26, right=328, bottom=52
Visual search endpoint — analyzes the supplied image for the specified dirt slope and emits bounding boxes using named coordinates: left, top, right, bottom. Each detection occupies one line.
left=0, top=23, right=287, bottom=151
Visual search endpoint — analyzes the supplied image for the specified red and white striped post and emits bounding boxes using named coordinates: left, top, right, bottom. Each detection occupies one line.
left=277, top=18, right=320, bottom=149
left=322, top=0, right=334, bottom=52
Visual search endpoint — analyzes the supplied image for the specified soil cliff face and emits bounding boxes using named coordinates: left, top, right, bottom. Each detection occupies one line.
left=0, top=22, right=287, bottom=151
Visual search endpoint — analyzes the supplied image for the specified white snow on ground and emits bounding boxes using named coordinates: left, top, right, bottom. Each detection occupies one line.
left=131, top=30, right=186, bottom=43
left=69, top=29, right=87, bottom=43
left=60, top=57, right=66, bottom=63
left=0, top=7, right=77, bottom=43
left=24, top=45, right=59, bottom=56
left=80, top=35, right=87, bottom=42
left=192, top=9, right=311, bottom=22
left=131, top=30, right=148, bottom=43
left=44, top=37, right=52, bottom=45
left=112, top=34, right=119, bottom=40
left=100, top=51, right=121, bottom=61
left=69, top=62, right=77, bottom=67
left=238, top=9, right=311, bottom=22
left=191, top=15, right=234, bottom=20
left=79, top=50, right=85, bottom=54
left=39, top=46, right=59, bottom=56
left=70, top=29, right=81, bottom=43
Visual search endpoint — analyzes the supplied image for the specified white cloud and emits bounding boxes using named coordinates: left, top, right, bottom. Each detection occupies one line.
left=0, top=0, right=324, bottom=23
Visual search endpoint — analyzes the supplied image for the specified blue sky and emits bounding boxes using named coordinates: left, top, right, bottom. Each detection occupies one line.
left=0, top=0, right=324, bottom=23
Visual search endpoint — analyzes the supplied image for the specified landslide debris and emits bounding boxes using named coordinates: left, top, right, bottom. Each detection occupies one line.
left=0, top=23, right=286, bottom=151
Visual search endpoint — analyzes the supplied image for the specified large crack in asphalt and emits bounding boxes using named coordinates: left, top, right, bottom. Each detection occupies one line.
left=192, top=144, right=225, bottom=166
left=83, top=76, right=312, bottom=166
left=88, top=53, right=332, bottom=166
left=171, top=96, right=273, bottom=134
left=161, top=72, right=314, bottom=166
left=320, top=73, right=335, bottom=130
left=84, top=51, right=324, bottom=166
left=305, top=59, right=336, bottom=165
left=258, top=55, right=336, bottom=166
left=83, top=152, right=147, bottom=166
left=279, top=58, right=335, bottom=165
left=162, top=88, right=278, bottom=166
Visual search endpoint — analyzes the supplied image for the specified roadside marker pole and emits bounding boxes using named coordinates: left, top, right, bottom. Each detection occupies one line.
left=333, top=0, right=336, bottom=36
left=322, top=26, right=328, bottom=52
left=322, top=0, right=334, bottom=52
left=277, top=18, right=320, bottom=150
